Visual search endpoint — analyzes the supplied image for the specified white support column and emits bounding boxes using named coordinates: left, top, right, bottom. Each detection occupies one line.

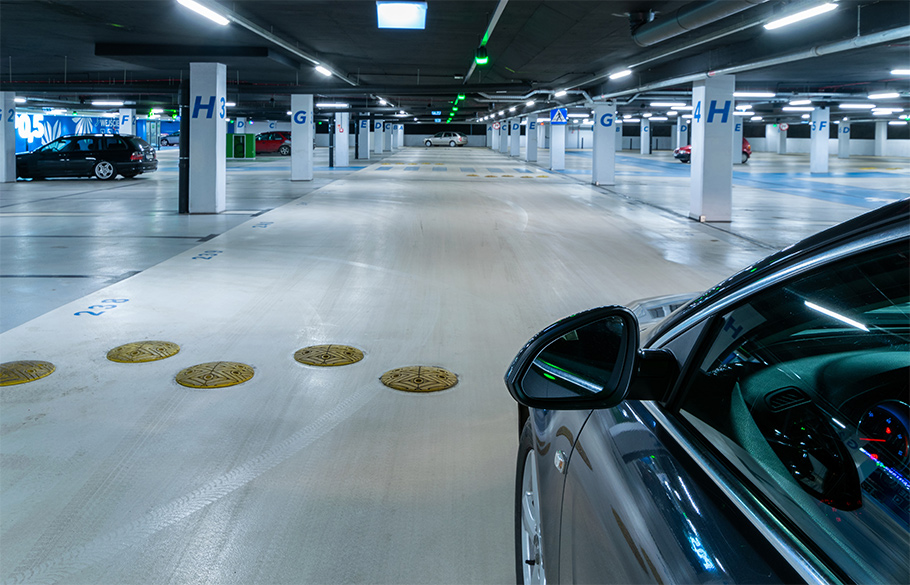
left=335, top=112, right=350, bottom=167
left=486, top=124, right=493, bottom=148
left=374, top=120, right=384, bottom=155
left=550, top=119, right=566, bottom=171
left=875, top=120, right=887, bottom=156
left=358, top=117, right=370, bottom=160
left=510, top=119, right=521, bottom=157
left=383, top=122, right=392, bottom=151
left=118, top=108, right=136, bottom=135
left=732, top=117, right=745, bottom=165
left=616, top=120, right=623, bottom=150
left=189, top=62, right=227, bottom=214
left=690, top=74, right=735, bottom=222
left=810, top=106, right=830, bottom=174
left=640, top=119, right=651, bottom=154
left=541, top=121, right=549, bottom=150
left=838, top=119, right=851, bottom=159
left=499, top=123, right=508, bottom=153
left=390, top=123, right=398, bottom=150
left=592, top=103, right=617, bottom=186
left=525, top=117, right=538, bottom=162
left=777, top=125, right=788, bottom=154
left=1, top=93, right=15, bottom=183
left=676, top=118, right=689, bottom=150
left=234, top=117, right=247, bottom=134
left=291, top=94, right=314, bottom=181
left=765, top=123, right=778, bottom=153
left=491, top=123, right=500, bottom=150
left=397, top=124, right=404, bottom=149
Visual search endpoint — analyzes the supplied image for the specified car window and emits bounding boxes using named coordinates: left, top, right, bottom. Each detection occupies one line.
left=434, top=132, right=443, bottom=138
left=65, top=137, right=97, bottom=151
left=677, top=242, right=909, bottom=583
left=38, top=139, right=69, bottom=153
left=103, top=137, right=127, bottom=150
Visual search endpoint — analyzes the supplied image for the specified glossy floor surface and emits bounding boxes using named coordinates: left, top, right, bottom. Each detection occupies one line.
left=1, top=146, right=906, bottom=584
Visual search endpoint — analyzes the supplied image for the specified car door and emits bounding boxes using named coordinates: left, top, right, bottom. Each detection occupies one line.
left=559, top=321, right=797, bottom=584
left=63, top=136, right=100, bottom=175
left=28, top=137, right=71, bottom=176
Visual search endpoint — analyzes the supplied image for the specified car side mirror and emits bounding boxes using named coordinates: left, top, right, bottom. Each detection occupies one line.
left=504, top=306, right=678, bottom=410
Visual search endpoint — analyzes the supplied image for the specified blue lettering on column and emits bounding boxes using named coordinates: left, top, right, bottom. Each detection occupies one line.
left=820, top=121, right=828, bottom=132
left=360, top=120, right=368, bottom=129
left=599, top=113, right=614, bottom=127
left=192, top=95, right=216, bottom=119
left=735, top=123, right=742, bottom=132
left=512, top=123, right=519, bottom=131
left=375, top=122, right=382, bottom=130
left=220, top=97, right=226, bottom=119
left=121, top=114, right=130, bottom=126
left=529, top=121, right=536, bottom=130
left=643, top=125, right=649, bottom=133
left=680, top=125, right=688, bottom=132
left=723, top=317, right=743, bottom=338
left=293, top=110, right=307, bottom=124
left=707, top=100, right=731, bottom=124
left=843, top=126, right=850, bottom=134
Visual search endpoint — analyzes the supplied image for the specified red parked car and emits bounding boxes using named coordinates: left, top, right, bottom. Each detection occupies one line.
left=255, top=131, right=292, bottom=155
left=675, top=138, right=751, bottom=164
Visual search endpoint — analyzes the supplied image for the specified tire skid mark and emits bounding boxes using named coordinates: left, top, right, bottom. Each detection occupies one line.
left=9, top=390, right=189, bottom=575
left=4, top=386, right=376, bottom=585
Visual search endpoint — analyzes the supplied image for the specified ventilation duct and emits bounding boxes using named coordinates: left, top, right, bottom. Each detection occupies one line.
left=632, top=0, right=770, bottom=47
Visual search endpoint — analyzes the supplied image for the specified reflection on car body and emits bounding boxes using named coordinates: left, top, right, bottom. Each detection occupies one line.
left=507, top=199, right=909, bottom=584
left=16, top=134, right=158, bottom=180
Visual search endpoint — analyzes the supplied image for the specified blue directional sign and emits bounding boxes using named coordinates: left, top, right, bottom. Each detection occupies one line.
left=550, top=108, right=568, bottom=125
left=432, top=111, right=442, bottom=116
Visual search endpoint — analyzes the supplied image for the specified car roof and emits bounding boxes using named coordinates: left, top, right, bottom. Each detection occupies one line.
left=653, top=198, right=910, bottom=337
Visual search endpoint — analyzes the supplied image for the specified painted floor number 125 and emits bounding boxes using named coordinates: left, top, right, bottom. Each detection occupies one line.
left=74, top=298, right=129, bottom=316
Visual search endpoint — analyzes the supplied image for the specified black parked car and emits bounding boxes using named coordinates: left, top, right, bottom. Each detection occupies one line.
left=507, top=199, right=909, bottom=584
left=16, top=134, right=158, bottom=180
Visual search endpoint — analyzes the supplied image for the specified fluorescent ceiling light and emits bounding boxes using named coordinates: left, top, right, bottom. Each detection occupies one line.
left=650, top=102, right=685, bottom=107
left=582, top=119, right=594, bottom=124
left=789, top=99, right=813, bottom=106
left=92, top=100, right=124, bottom=106
left=840, top=103, right=876, bottom=109
left=667, top=111, right=679, bottom=116
left=733, top=111, right=752, bottom=116
left=226, top=102, right=236, bottom=107
left=892, top=69, right=910, bottom=75
left=751, top=116, right=764, bottom=121
left=805, top=301, right=867, bottom=331
left=802, top=114, right=811, bottom=119
left=889, top=120, right=908, bottom=125
left=682, top=114, right=694, bottom=119
left=609, top=69, right=632, bottom=80
left=642, top=113, right=653, bottom=118
left=152, top=108, right=164, bottom=113
left=376, top=2, right=427, bottom=29
left=316, top=102, right=349, bottom=108
left=286, top=111, right=292, bottom=115
left=650, top=116, right=668, bottom=121
left=873, top=110, right=894, bottom=116
left=178, top=0, right=229, bottom=26
left=537, top=118, right=548, bottom=123
left=498, top=110, right=504, bottom=115
left=868, top=92, right=899, bottom=100
left=568, top=113, right=589, bottom=118
left=315, top=65, right=332, bottom=77
left=765, top=3, right=836, bottom=30
left=733, top=91, right=775, bottom=98
left=782, top=106, right=815, bottom=112
left=735, top=104, right=753, bottom=110
left=509, top=106, right=517, bottom=111
left=671, top=105, right=694, bottom=111
left=554, top=90, right=567, bottom=97
left=14, top=97, right=26, bottom=103
left=526, top=101, right=535, bottom=107
left=625, top=118, right=641, bottom=123
left=623, top=114, right=632, bottom=119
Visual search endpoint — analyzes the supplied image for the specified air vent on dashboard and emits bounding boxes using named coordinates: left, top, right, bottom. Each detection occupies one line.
left=765, top=387, right=811, bottom=412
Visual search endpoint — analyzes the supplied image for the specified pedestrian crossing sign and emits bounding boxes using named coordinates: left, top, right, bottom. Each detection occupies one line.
left=550, top=108, right=568, bottom=125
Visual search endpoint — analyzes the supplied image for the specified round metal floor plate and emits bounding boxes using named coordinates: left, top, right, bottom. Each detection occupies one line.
left=381, top=366, right=458, bottom=393
left=294, top=345, right=364, bottom=367
left=1, top=361, right=56, bottom=386
left=107, top=341, right=180, bottom=363
left=176, top=362, right=254, bottom=388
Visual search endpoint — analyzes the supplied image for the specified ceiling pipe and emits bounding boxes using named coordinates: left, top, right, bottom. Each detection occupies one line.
left=585, top=25, right=910, bottom=102
left=464, top=0, right=509, bottom=83
left=631, top=0, right=770, bottom=47
left=190, top=0, right=358, bottom=86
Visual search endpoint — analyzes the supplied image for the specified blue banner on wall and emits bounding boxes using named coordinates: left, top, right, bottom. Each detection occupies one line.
left=14, top=113, right=168, bottom=152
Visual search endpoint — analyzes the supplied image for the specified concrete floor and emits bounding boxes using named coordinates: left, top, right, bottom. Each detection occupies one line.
left=0, top=145, right=906, bottom=584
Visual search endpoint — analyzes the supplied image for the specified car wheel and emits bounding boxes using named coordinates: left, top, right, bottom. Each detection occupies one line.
left=742, top=152, right=749, bottom=164
left=449, top=140, right=456, bottom=147
left=93, top=161, right=116, bottom=180
left=516, top=421, right=546, bottom=585
left=278, top=144, right=291, bottom=156
left=160, top=139, right=170, bottom=147
left=425, top=140, right=433, bottom=147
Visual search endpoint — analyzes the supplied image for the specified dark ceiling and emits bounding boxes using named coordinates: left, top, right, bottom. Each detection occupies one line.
left=1, top=0, right=908, bottom=123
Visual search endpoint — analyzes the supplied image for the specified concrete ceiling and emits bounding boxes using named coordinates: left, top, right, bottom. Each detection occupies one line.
left=1, top=0, right=908, bottom=123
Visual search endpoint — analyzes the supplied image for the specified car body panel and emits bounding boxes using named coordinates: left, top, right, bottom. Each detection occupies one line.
left=674, top=138, right=751, bottom=163
left=255, top=131, right=291, bottom=154
left=16, top=134, right=157, bottom=179
left=424, top=131, right=467, bottom=146
left=159, top=131, right=179, bottom=146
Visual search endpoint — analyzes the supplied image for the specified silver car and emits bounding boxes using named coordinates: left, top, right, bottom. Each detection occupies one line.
left=424, top=131, right=467, bottom=147
left=159, top=131, right=180, bottom=146
left=507, top=199, right=909, bottom=584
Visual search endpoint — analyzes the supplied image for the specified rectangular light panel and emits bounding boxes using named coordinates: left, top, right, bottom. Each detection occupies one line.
left=377, top=2, right=427, bottom=29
